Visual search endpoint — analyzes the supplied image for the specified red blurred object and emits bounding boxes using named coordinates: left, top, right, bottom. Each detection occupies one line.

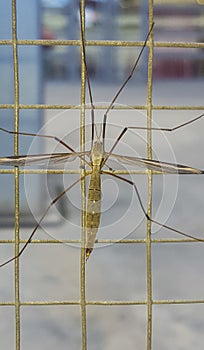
left=42, top=28, right=55, bottom=49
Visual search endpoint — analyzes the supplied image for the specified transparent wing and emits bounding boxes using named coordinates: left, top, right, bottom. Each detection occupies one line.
left=108, top=153, right=204, bottom=174
left=0, top=151, right=90, bottom=167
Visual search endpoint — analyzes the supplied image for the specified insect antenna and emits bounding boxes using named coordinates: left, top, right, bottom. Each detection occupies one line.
left=80, top=2, right=95, bottom=148
left=102, top=22, right=154, bottom=149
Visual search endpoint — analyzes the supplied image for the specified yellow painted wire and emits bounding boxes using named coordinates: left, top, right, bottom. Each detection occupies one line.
left=0, top=39, right=204, bottom=49
left=11, top=1, right=20, bottom=350
left=80, top=1, right=87, bottom=349
left=1, top=103, right=204, bottom=111
left=146, top=1, right=154, bottom=348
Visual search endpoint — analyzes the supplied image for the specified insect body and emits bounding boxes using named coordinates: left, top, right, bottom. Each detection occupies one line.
left=86, top=139, right=103, bottom=260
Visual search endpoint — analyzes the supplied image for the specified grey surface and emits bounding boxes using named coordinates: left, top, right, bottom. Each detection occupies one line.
left=0, top=78, right=204, bottom=349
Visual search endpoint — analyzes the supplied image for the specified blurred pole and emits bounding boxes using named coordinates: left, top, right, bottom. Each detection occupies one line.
left=65, top=0, right=78, bottom=80
left=140, top=0, right=149, bottom=83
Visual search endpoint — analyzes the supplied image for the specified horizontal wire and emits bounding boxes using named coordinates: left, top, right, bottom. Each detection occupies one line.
left=0, top=169, right=168, bottom=175
left=0, top=238, right=201, bottom=244
left=0, top=104, right=204, bottom=110
left=0, top=168, right=201, bottom=176
left=0, top=39, right=204, bottom=49
left=0, top=298, right=204, bottom=307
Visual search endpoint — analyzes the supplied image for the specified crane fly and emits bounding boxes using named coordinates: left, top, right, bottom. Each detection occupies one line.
left=0, top=5, right=204, bottom=267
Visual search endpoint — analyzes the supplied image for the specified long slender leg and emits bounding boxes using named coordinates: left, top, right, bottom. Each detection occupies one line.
left=102, top=23, right=154, bottom=147
left=0, top=174, right=89, bottom=268
left=0, top=127, right=91, bottom=166
left=103, top=112, right=204, bottom=165
left=0, top=127, right=76, bottom=152
left=102, top=170, right=204, bottom=242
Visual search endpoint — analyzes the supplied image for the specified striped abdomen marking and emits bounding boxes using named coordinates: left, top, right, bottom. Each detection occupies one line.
left=86, top=165, right=101, bottom=261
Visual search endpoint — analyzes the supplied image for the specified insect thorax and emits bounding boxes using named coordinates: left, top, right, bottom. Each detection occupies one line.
left=91, top=140, right=104, bottom=166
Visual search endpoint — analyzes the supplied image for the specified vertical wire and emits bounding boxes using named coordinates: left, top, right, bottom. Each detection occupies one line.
left=11, top=0, right=20, bottom=349
left=80, top=1, right=87, bottom=349
left=146, top=0, right=154, bottom=349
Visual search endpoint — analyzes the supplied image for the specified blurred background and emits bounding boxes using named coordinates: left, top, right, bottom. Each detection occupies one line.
left=0, top=1, right=204, bottom=350
left=41, top=0, right=204, bottom=81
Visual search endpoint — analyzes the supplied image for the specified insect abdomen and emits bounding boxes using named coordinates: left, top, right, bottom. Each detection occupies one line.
left=86, top=166, right=101, bottom=261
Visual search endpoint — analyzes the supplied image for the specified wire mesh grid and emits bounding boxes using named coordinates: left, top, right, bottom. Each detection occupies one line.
left=0, top=0, right=204, bottom=349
